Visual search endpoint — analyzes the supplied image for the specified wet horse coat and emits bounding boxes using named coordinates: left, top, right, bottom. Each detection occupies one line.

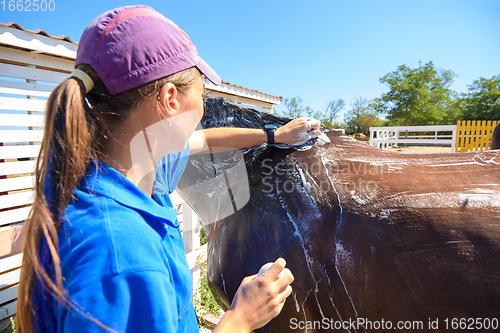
left=177, top=98, right=500, bottom=332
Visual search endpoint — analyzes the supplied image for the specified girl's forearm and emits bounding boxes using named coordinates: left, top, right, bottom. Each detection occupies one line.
left=188, top=118, right=320, bottom=155
left=188, top=128, right=268, bottom=155
left=212, top=309, right=250, bottom=333
left=203, top=127, right=268, bottom=149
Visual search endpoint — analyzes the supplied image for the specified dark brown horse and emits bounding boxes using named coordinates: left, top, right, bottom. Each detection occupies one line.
left=177, top=98, right=500, bottom=332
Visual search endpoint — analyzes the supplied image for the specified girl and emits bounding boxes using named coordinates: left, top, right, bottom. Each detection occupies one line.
left=16, top=5, right=320, bottom=333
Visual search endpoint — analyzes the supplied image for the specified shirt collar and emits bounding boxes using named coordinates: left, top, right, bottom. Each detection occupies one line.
left=80, top=160, right=178, bottom=227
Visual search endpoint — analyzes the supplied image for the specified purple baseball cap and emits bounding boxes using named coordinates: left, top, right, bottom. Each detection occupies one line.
left=75, top=5, right=221, bottom=95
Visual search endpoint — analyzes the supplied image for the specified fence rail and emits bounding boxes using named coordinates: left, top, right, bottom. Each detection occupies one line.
left=369, top=125, right=457, bottom=150
left=369, top=121, right=500, bottom=152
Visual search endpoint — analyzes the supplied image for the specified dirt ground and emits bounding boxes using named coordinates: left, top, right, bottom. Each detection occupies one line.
left=383, top=145, right=453, bottom=153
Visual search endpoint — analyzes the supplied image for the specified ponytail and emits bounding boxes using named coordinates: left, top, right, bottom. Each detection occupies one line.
left=17, top=67, right=95, bottom=333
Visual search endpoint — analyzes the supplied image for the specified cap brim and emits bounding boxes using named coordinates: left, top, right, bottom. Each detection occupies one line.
left=196, top=58, right=221, bottom=85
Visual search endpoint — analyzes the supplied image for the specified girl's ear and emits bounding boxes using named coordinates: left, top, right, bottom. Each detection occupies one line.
left=158, top=83, right=180, bottom=118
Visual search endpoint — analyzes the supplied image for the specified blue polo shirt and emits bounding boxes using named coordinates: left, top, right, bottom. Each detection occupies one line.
left=152, top=143, right=191, bottom=209
left=34, top=145, right=198, bottom=332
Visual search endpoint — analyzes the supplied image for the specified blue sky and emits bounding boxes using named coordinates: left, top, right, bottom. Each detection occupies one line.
left=2, top=0, right=499, bottom=120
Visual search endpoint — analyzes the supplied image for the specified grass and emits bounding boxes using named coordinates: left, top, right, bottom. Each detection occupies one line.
left=194, top=227, right=223, bottom=328
left=0, top=317, right=15, bottom=333
left=6, top=317, right=15, bottom=333
left=200, top=225, right=207, bottom=246
left=194, top=260, right=223, bottom=320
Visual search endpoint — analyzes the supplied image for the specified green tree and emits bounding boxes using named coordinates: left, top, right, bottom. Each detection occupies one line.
left=442, top=92, right=465, bottom=124
left=304, top=98, right=345, bottom=129
left=323, top=98, right=345, bottom=128
left=305, top=107, right=323, bottom=121
left=461, top=75, right=500, bottom=120
left=343, top=97, right=383, bottom=135
left=375, top=61, right=456, bottom=125
left=280, top=96, right=308, bottom=118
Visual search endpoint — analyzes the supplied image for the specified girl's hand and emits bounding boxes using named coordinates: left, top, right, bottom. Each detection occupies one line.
left=275, top=117, right=322, bottom=145
left=214, top=258, right=294, bottom=333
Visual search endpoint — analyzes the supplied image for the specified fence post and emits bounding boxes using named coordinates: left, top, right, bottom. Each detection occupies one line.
left=182, top=204, right=200, bottom=254
left=486, top=121, right=490, bottom=149
left=451, top=126, right=457, bottom=152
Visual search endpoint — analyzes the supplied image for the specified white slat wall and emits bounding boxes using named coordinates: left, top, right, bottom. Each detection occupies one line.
left=0, top=25, right=76, bottom=320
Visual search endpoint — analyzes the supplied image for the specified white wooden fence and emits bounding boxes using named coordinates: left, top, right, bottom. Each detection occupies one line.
left=369, top=125, right=457, bottom=151
left=0, top=24, right=76, bottom=321
left=0, top=24, right=206, bottom=322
